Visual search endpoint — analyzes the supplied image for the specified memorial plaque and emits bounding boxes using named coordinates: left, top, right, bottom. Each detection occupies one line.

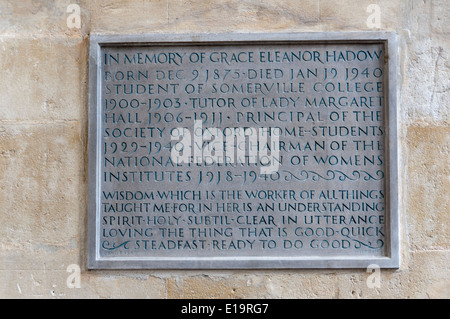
left=88, top=33, right=399, bottom=269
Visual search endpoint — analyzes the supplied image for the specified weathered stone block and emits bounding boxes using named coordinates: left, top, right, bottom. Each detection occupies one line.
left=0, top=0, right=84, bottom=37
left=166, top=0, right=320, bottom=32
left=0, top=122, right=85, bottom=248
left=406, top=125, right=450, bottom=251
left=83, top=0, right=168, bottom=33
left=336, top=250, right=450, bottom=298
left=0, top=38, right=86, bottom=121
left=167, top=271, right=339, bottom=298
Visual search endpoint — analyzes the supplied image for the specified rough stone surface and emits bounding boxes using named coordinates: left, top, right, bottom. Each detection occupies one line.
left=406, top=126, right=450, bottom=251
left=0, top=0, right=448, bottom=298
left=0, top=38, right=85, bottom=121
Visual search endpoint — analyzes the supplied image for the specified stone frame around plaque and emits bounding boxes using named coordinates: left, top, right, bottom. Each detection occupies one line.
left=87, top=32, right=399, bottom=269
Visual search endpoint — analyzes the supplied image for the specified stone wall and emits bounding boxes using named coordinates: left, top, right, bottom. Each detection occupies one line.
left=0, top=0, right=448, bottom=298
